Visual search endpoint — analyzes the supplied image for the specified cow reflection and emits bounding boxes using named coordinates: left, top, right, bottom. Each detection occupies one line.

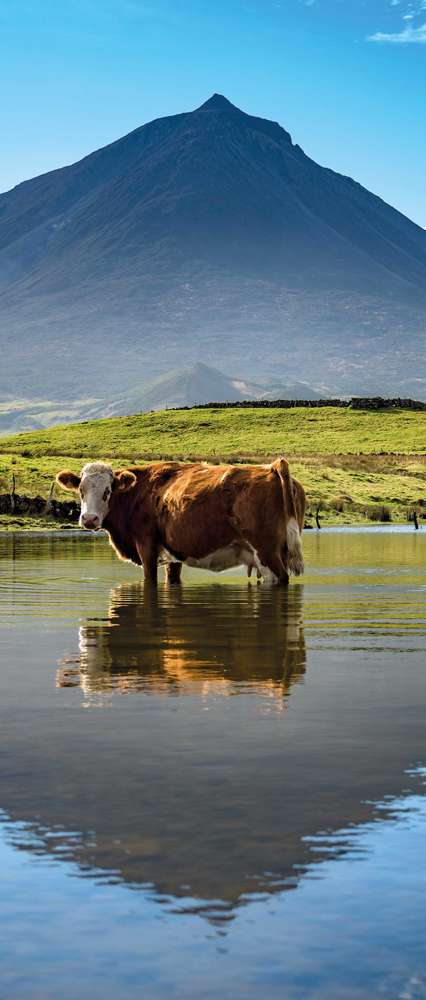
left=15, top=583, right=421, bottom=923
left=58, top=583, right=306, bottom=703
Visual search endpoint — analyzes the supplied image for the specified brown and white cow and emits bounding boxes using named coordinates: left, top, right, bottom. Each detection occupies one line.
left=56, top=458, right=305, bottom=585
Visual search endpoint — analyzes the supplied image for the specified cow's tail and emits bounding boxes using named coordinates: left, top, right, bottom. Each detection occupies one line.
left=272, top=458, right=304, bottom=576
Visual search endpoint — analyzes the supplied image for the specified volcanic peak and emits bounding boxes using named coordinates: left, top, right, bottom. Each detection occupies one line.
left=197, top=93, right=238, bottom=112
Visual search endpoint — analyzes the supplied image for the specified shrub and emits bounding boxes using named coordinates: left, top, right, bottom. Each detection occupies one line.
left=366, top=505, right=392, bottom=522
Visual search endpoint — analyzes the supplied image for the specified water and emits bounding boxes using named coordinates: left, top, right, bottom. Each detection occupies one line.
left=0, top=528, right=425, bottom=999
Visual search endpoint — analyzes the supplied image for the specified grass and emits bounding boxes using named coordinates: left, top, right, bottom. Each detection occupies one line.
left=0, top=406, right=425, bottom=528
left=1, top=406, right=425, bottom=459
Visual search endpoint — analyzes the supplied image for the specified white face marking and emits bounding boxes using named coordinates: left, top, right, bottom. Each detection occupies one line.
left=79, top=462, right=114, bottom=531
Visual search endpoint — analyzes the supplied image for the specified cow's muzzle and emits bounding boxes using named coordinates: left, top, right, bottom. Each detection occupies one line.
left=80, top=514, right=101, bottom=531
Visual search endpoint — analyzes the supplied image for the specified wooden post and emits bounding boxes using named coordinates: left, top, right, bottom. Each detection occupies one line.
left=44, top=480, right=55, bottom=515
left=10, top=473, right=16, bottom=514
left=413, top=509, right=419, bottom=530
left=315, top=505, right=321, bottom=530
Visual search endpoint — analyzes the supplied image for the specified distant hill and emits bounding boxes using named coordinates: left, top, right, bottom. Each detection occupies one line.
left=98, top=363, right=325, bottom=416
left=109, top=363, right=250, bottom=414
left=1, top=93, right=425, bottom=401
left=0, top=363, right=325, bottom=434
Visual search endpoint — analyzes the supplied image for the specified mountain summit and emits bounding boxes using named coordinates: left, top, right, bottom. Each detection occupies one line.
left=198, top=93, right=238, bottom=110
left=0, top=94, right=425, bottom=400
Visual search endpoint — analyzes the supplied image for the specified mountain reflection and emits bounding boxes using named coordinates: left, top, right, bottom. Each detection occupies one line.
left=57, top=582, right=306, bottom=701
left=2, top=547, right=425, bottom=926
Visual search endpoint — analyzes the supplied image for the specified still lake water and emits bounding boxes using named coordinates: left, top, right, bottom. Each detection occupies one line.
left=0, top=528, right=425, bottom=999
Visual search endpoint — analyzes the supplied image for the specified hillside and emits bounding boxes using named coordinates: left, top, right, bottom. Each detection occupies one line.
left=0, top=364, right=324, bottom=435
left=1, top=94, right=425, bottom=403
left=0, top=406, right=424, bottom=527
left=107, top=363, right=325, bottom=415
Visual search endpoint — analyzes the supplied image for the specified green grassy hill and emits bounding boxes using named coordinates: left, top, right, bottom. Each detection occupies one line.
left=0, top=406, right=425, bottom=527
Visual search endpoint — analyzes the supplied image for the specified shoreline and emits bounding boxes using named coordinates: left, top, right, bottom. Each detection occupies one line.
left=0, top=520, right=421, bottom=535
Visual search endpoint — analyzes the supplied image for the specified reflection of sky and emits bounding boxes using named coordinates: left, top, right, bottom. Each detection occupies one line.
left=1, top=1, right=425, bottom=226
left=1, top=784, right=426, bottom=999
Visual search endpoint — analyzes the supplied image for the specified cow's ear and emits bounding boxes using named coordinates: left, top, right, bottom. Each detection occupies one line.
left=56, top=470, right=81, bottom=492
left=113, top=470, right=137, bottom=493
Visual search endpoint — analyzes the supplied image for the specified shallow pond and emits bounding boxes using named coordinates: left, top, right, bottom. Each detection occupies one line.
left=0, top=528, right=425, bottom=999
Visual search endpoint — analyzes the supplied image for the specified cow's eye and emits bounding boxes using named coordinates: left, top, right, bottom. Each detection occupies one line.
left=103, top=488, right=110, bottom=501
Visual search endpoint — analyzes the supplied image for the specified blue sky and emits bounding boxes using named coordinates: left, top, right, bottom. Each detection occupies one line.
left=1, top=0, right=425, bottom=225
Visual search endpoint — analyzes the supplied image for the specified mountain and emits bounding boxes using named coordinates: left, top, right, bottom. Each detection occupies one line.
left=100, top=363, right=326, bottom=416
left=0, top=364, right=325, bottom=435
left=126, top=363, right=250, bottom=412
left=1, top=93, right=425, bottom=402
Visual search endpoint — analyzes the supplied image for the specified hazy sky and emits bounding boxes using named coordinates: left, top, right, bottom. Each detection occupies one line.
left=1, top=0, right=425, bottom=225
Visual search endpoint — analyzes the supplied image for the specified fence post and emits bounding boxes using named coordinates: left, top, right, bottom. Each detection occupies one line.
left=44, top=480, right=55, bottom=515
left=10, top=473, right=16, bottom=514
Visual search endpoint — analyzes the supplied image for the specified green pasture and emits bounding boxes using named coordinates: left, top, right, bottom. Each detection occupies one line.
left=1, top=406, right=425, bottom=460
left=0, top=406, right=424, bottom=527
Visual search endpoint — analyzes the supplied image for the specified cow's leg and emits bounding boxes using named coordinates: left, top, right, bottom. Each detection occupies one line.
left=260, top=548, right=289, bottom=586
left=137, top=539, right=158, bottom=585
left=143, top=551, right=158, bottom=585
left=166, top=562, right=182, bottom=584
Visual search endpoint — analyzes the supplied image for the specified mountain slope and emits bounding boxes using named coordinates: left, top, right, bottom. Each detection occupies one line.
left=97, top=363, right=325, bottom=417
left=0, top=364, right=325, bottom=435
left=1, top=93, right=425, bottom=399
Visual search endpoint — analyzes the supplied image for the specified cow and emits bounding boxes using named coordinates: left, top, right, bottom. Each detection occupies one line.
left=56, top=458, right=305, bottom=585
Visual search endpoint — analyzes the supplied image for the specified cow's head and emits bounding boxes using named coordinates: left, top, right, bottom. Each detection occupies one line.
left=56, top=462, right=136, bottom=531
